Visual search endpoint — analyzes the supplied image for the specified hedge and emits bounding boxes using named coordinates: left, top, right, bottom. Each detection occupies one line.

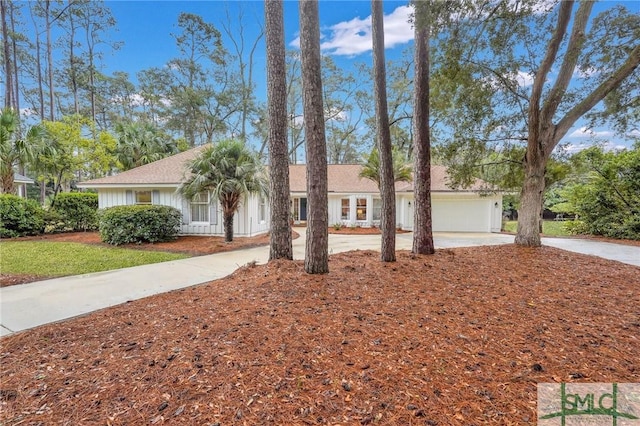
left=49, top=192, right=99, bottom=232
left=0, top=194, right=45, bottom=238
left=99, top=205, right=182, bottom=245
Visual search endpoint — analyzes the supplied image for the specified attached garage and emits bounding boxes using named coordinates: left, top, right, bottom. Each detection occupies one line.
left=290, top=164, right=503, bottom=233
left=431, top=196, right=499, bottom=232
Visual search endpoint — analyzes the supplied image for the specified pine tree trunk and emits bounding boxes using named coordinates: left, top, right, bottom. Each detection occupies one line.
left=371, top=0, right=396, bottom=262
left=265, top=0, right=293, bottom=260
left=224, top=212, right=234, bottom=242
left=299, top=0, right=329, bottom=274
left=412, top=2, right=435, bottom=255
left=45, top=0, right=54, bottom=121
left=1, top=0, right=14, bottom=110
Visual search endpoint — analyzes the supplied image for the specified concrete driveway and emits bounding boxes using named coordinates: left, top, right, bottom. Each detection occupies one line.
left=1, top=230, right=637, bottom=337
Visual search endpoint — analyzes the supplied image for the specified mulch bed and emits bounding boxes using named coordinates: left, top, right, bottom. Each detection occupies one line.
left=1, top=245, right=638, bottom=425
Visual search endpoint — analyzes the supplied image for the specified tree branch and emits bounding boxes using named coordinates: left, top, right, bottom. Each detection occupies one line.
left=552, top=44, right=640, bottom=156
left=540, top=1, right=593, bottom=126
left=529, top=1, right=573, bottom=143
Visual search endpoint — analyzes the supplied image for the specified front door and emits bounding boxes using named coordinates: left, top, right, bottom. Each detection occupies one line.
left=299, top=198, right=307, bottom=221
left=292, top=197, right=308, bottom=222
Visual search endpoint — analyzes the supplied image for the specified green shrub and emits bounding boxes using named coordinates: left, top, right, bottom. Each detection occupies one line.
left=0, top=194, right=45, bottom=238
left=43, top=209, right=72, bottom=234
left=99, top=205, right=182, bottom=245
left=50, top=192, right=99, bottom=232
left=332, top=222, right=343, bottom=230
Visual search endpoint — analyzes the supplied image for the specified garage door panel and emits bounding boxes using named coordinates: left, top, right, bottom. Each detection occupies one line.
left=432, top=199, right=490, bottom=232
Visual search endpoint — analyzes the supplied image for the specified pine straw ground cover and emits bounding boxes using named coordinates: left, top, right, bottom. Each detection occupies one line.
left=1, top=246, right=639, bottom=425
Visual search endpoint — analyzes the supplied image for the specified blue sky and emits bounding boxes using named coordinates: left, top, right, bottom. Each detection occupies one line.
left=105, top=1, right=412, bottom=80
left=100, top=0, right=638, bottom=152
left=11, top=0, right=635, bottom=151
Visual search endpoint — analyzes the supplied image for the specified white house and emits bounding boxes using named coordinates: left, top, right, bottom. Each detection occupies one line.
left=289, top=164, right=502, bottom=233
left=78, top=146, right=270, bottom=237
left=13, top=173, right=34, bottom=198
left=79, top=146, right=502, bottom=237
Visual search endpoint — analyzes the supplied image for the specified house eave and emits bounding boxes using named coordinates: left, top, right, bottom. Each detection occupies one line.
left=77, top=183, right=180, bottom=189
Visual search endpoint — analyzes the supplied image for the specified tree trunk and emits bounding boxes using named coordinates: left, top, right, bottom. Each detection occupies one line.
left=1, top=0, right=14, bottom=110
left=224, top=212, right=234, bottom=242
left=371, top=0, right=396, bottom=262
left=9, top=2, right=20, bottom=114
left=265, top=0, right=293, bottom=261
left=299, top=0, right=329, bottom=274
left=30, top=3, right=45, bottom=120
left=1, top=170, right=14, bottom=194
left=412, top=1, right=435, bottom=255
left=515, top=145, right=546, bottom=247
left=45, top=0, right=55, bottom=121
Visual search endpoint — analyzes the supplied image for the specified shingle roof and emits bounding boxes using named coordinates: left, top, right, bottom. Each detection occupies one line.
left=290, top=164, right=486, bottom=193
left=79, top=147, right=487, bottom=192
left=79, top=146, right=206, bottom=186
left=14, top=173, right=34, bottom=184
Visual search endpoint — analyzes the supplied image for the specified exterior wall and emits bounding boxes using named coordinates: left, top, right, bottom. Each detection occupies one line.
left=96, top=187, right=501, bottom=235
left=328, top=194, right=381, bottom=227
left=96, top=188, right=269, bottom=237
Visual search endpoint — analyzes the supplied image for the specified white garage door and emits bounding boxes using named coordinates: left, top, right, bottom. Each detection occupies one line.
left=432, top=198, right=491, bottom=232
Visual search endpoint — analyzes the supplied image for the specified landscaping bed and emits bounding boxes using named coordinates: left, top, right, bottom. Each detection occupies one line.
left=1, top=245, right=638, bottom=425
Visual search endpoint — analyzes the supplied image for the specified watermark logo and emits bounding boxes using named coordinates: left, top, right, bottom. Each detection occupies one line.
left=538, top=383, right=640, bottom=425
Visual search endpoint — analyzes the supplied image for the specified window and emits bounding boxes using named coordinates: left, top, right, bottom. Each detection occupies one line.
left=356, top=198, right=367, bottom=221
left=190, top=192, right=209, bottom=223
left=372, top=198, right=382, bottom=221
left=135, top=191, right=152, bottom=205
left=341, top=198, right=350, bottom=220
left=259, top=197, right=266, bottom=223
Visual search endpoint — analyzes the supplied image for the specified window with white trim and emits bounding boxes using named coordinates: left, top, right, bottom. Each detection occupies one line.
left=341, top=198, right=350, bottom=220
left=259, top=197, right=266, bottom=223
left=190, top=192, right=209, bottom=223
left=356, top=198, right=367, bottom=221
left=135, top=191, right=152, bottom=205
left=372, top=198, right=382, bottom=221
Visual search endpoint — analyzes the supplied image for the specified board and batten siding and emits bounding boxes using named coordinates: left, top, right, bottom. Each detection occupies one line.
left=96, top=188, right=269, bottom=237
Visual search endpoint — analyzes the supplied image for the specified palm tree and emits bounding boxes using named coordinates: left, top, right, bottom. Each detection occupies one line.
left=179, top=139, right=268, bottom=242
left=359, top=147, right=412, bottom=188
left=114, top=121, right=178, bottom=171
left=0, top=108, right=43, bottom=194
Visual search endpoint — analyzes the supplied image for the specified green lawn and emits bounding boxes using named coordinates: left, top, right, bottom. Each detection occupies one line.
left=502, top=220, right=571, bottom=237
left=0, top=241, right=189, bottom=277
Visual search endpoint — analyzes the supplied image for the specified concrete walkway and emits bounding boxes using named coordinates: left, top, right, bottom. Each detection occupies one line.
left=1, top=230, right=638, bottom=336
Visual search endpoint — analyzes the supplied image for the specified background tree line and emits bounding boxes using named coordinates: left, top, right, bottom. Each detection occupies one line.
left=1, top=0, right=638, bottom=250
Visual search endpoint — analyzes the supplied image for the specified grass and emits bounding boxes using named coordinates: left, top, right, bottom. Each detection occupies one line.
left=0, top=241, right=189, bottom=277
left=502, top=220, right=571, bottom=237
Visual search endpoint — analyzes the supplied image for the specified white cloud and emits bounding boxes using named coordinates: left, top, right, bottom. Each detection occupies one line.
left=562, top=141, right=626, bottom=154
left=574, top=66, right=599, bottom=79
left=568, top=127, right=614, bottom=139
left=515, top=70, right=534, bottom=88
left=289, top=5, right=414, bottom=57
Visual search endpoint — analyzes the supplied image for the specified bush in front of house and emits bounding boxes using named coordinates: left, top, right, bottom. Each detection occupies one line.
left=49, top=192, right=99, bottom=232
left=0, top=194, right=45, bottom=238
left=99, top=205, right=182, bottom=245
